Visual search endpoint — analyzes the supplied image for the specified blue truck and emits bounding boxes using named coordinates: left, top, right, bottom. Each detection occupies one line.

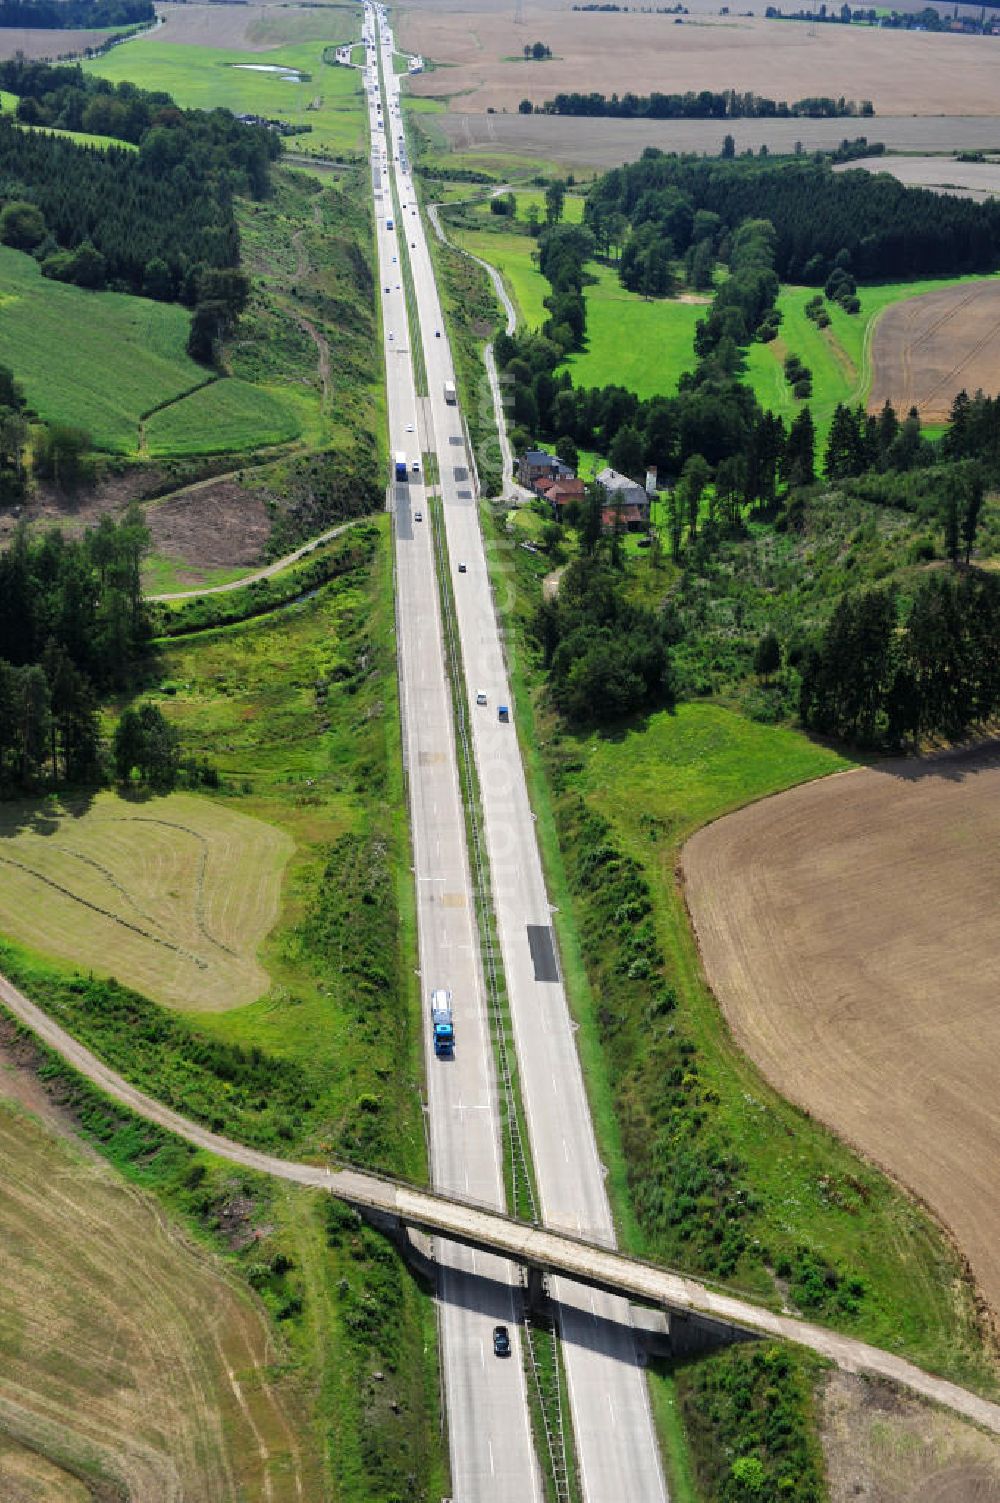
left=431, top=988, right=454, bottom=1058
left=394, top=451, right=408, bottom=481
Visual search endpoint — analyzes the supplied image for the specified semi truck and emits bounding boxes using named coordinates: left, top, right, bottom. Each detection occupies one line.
left=394, top=451, right=408, bottom=481
left=443, top=380, right=457, bottom=404
left=430, top=988, right=454, bottom=1058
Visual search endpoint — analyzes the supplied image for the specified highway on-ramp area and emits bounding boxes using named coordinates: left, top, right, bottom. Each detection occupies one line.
left=375, top=12, right=669, bottom=1502
left=363, top=12, right=542, bottom=1500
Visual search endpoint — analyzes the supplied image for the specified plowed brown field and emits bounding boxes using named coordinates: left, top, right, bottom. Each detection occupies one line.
left=868, top=279, right=1000, bottom=422
left=399, top=0, right=1000, bottom=116
left=683, top=743, right=1000, bottom=1319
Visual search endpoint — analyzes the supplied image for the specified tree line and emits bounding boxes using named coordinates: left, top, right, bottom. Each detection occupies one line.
left=527, top=89, right=871, bottom=119
left=0, top=0, right=152, bottom=25
left=585, top=150, right=1000, bottom=283
left=0, top=508, right=152, bottom=789
left=800, top=570, right=1000, bottom=747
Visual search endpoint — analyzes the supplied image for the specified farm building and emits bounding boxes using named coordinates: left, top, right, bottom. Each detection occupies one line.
left=518, top=449, right=575, bottom=488
left=540, top=477, right=587, bottom=514
left=596, top=466, right=651, bottom=524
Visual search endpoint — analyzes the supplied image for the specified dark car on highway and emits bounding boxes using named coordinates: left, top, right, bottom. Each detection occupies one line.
left=493, top=1324, right=511, bottom=1357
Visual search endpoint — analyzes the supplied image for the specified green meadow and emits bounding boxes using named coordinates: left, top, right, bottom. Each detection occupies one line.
left=144, top=377, right=303, bottom=456
left=0, top=245, right=206, bottom=451
left=564, top=264, right=706, bottom=399
left=744, top=274, right=1000, bottom=442
left=85, top=38, right=368, bottom=157
left=0, top=247, right=303, bottom=455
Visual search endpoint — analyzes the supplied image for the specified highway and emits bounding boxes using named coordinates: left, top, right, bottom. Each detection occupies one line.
left=362, top=14, right=542, bottom=1501
left=374, top=13, right=669, bottom=1502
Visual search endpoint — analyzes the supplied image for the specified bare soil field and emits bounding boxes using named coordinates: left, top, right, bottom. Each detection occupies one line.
left=0, top=1069, right=310, bottom=1501
left=145, top=478, right=272, bottom=575
left=868, top=279, right=1000, bottom=421
left=432, top=112, right=1000, bottom=171
left=683, top=743, right=1000, bottom=1321
left=822, top=1371, right=1000, bottom=1502
left=399, top=0, right=1000, bottom=116
left=836, top=154, right=1000, bottom=201
left=0, top=26, right=106, bottom=60
left=0, top=791, right=292, bottom=1011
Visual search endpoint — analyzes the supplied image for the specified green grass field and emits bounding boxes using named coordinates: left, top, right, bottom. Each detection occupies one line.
left=145, top=376, right=303, bottom=456
left=0, top=246, right=303, bottom=455
left=565, top=265, right=706, bottom=398
left=0, top=245, right=206, bottom=451
left=511, top=188, right=586, bottom=224
left=452, top=224, right=550, bottom=328
left=85, top=38, right=367, bottom=157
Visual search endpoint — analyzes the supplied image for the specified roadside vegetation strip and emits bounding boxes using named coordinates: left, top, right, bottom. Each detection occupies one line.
left=154, top=524, right=380, bottom=634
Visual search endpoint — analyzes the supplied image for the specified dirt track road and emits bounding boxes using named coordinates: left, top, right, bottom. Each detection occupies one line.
left=149, top=518, right=365, bottom=602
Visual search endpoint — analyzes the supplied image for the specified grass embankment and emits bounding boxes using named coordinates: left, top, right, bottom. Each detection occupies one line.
left=0, top=520, right=445, bottom=1501
left=235, top=165, right=384, bottom=507
left=488, top=524, right=997, bottom=1394
left=145, top=376, right=301, bottom=456
left=85, top=37, right=369, bottom=158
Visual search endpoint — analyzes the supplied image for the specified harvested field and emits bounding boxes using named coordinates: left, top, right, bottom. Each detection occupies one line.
left=683, top=743, right=1000, bottom=1320
left=399, top=1, right=1000, bottom=117
left=821, top=1370, right=1000, bottom=1502
left=0, top=1074, right=310, bottom=1501
left=155, top=1, right=361, bottom=52
left=433, top=113, right=1000, bottom=172
left=0, top=791, right=291, bottom=1011
left=868, top=278, right=1000, bottom=422
left=835, top=154, right=1000, bottom=201
left=0, top=26, right=105, bottom=60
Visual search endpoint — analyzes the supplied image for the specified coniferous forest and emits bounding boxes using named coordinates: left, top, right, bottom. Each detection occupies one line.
left=0, top=0, right=153, bottom=26
left=0, top=60, right=279, bottom=298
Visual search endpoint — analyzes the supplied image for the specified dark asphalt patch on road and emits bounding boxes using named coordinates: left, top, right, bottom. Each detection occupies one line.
left=527, top=924, right=559, bottom=983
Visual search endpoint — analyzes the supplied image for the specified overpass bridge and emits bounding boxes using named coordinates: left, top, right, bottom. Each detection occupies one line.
left=5, top=969, right=1000, bottom=1437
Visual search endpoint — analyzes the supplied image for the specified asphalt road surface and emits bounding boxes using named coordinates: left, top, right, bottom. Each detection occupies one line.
left=363, top=14, right=542, bottom=1500
left=375, top=14, right=669, bottom=1501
